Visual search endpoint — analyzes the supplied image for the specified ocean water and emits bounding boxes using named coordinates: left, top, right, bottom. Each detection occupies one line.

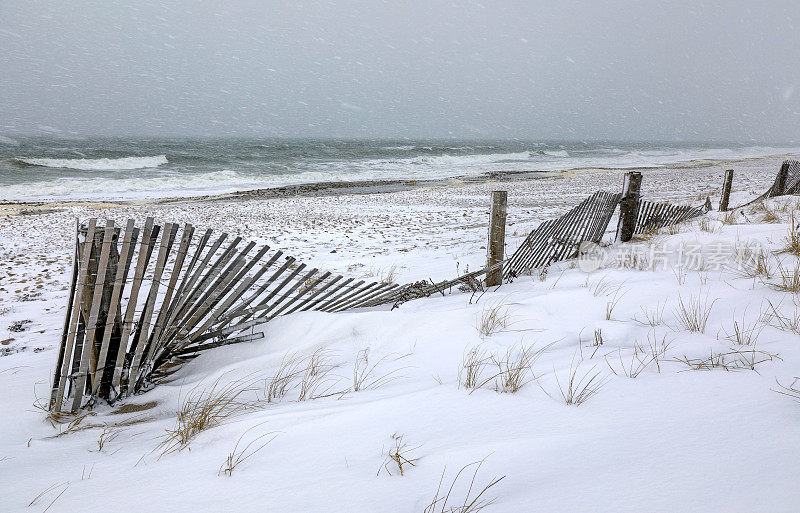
left=0, top=137, right=797, bottom=202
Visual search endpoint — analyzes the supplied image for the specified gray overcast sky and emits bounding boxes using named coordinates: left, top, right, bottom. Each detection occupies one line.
left=1, top=1, right=799, bottom=141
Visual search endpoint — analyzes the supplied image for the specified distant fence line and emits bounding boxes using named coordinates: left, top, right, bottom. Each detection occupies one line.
left=49, top=160, right=794, bottom=412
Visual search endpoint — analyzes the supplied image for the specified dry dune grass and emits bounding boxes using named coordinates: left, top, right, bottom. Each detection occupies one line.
left=673, top=292, right=716, bottom=333
left=377, top=433, right=421, bottom=477
left=552, top=360, right=608, bottom=405
left=770, top=261, right=800, bottom=293
left=459, top=343, right=550, bottom=394
left=673, top=346, right=781, bottom=372
left=423, top=458, right=505, bottom=513
left=476, top=302, right=511, bottom=337
left=158, top=375, right=258, bottom=456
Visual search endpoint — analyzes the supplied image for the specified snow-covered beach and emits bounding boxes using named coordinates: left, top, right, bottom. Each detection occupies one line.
left=2, top=156, right=799, bottom=512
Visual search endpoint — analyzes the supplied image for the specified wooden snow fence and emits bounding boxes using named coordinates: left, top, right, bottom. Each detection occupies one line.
left=50, top=182, right=715, bottom=413
left=49, top=217, right=406, bottom=412
left=504, top=191, right=622, bottom=277
left=730, top=159, right=800, bottom=210
left=633, top=199, right=711, bottom=235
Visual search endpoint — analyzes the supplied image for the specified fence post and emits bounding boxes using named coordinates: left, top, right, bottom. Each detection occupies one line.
left=719, top=169, right=734, bottom=211
left=615, top=171, right=642, bottom=243
left=485, top=191, right=507, bottom=287
left=772, top=161, right=790, bottom=197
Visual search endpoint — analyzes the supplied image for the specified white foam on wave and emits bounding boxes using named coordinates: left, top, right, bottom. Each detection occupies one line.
left=15, top=154, right=168, bottom=171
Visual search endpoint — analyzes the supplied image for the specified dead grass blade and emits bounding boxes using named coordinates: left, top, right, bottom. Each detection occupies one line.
left=769, top=260, right=800, bottom=293
left=673, top=292, right=716, bottom=333
left=773, top=377, right=800, bottom=402
left=352, top=348, right=408, bottom=392
left=219, top=422, right=278, bottom=477
left=378, top=433, right=421, bottom=476
left=673, top=346, right=781, bottom=372
left=476, top=301, right=511, bottom=337
left=158, top=374, right=258, bottom=456
left=552, top=357, right=608, bottom=406
left=423, top=457, right=505, bottom=513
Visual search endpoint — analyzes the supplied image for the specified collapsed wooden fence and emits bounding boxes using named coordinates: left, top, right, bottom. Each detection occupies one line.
left=730, top=159, right=800, bottom=210
left=506, top=191, right=621, bottom=277
left=633, top=199, right=711, bottom=234
left=49, top=219, right=405, bottom=412
left=49, top=161, right=795, bottom=412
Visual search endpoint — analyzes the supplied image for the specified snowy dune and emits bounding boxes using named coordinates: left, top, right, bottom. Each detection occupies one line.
left=1, top=159, right=799, bottom=512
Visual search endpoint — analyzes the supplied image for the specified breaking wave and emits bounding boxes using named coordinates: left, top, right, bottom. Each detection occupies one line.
left=14, top=154, right=168, bottom=171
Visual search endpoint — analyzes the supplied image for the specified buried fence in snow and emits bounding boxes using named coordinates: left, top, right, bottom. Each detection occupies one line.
left=49, top=161, right=794, bottom=412
left=50, top=218, right=408, bottom=412
left=727, top=159, right=800, bottom=210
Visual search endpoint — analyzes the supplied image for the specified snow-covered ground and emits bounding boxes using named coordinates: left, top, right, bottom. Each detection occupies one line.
left=1, top=159, right=799, bottom=512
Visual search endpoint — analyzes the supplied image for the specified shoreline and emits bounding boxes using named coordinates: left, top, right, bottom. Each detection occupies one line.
left=1, top=153, right=795, bottom=213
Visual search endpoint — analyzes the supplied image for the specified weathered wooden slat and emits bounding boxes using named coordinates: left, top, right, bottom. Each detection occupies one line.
left=178, top=240, right=256, bottom=329
left=161, top=232, right=228, bottom=337
left=127, top=222, right=178, bottom=391
left=162, top=228, right=213, bottom=325
left=91, top=219, right=136, bottom=398
left=167, top=235, right=242, bottom=329
left=54, top=218, right=97, bottom=411
left=69, top=220, right=116, bottom=411
left=522, top=215, right=562, bottom=270
left=111, top=219, right=159, bottom=391
left=265, top=268, right=326, bottom=319
left=287, top=274, right=342, bottom=314
left=359, top=282, right=407, bottom=308
left=171, top=332, right=265, bottom=358
left=169, top=257, right=251, bottom=351
left=302, top=276, right=355, bottom=312
left=197, top=264, right=327, bottom=341
left=321, top=281, right=378, bottom=312
left=158, top=235, right=241, bottom=347
left=338, top=283, right=401, bottom=311
left=247, top=263, right=309, bottom=320
left=317, top=279, right=366, bottom=312
left=178, top=244, right=273, bottom=347
left=526, top=221, right=560, bottom=269
left=334, top=282, right=395, bottom=311
left=213, top=250, right=285, bottom=324
left=164, top=260, right=254, bottom=360
left=226, top=255, right=296, bottom=324
left=147, top=223, right=194, bottom=353
left=50, top=221, right=80, bottom=408
left=265, top=268, right=324, bottom=319
left=510, top=218, right=556, bottom=273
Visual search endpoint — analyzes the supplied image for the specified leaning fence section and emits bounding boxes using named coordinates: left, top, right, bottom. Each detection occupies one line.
left=633, top=199, right=710, bottom=234
left=49, top=218, right=405, bottom=412
left=729, top=159, right=800, bottom=210
left=505, top=191, right=621, bottom=277
left=775, top=159, right=800, bottom=196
